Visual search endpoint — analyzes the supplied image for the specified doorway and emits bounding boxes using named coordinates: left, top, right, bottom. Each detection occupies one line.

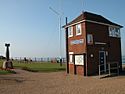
left=99, top=51, right=106, bottom=72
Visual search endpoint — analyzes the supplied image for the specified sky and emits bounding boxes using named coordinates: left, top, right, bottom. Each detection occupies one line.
left=0, top=0, right=125, bottom=58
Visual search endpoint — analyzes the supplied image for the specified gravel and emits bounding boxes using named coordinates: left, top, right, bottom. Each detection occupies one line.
left=0, top=69, right=125, bottom=94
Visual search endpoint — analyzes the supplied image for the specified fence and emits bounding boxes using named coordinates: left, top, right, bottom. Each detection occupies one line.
left=99, top=62, right=119, bottom=78
left=12, top=57, right=66, bottom=63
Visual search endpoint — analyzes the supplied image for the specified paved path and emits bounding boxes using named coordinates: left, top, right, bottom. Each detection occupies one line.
left=0, top=69, right=125, bottom=94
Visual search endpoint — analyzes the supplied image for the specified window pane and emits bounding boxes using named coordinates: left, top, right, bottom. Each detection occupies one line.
left=109, top=27, right=113, bottom=36
left=68, top=26, right=73, bottom=37
left=87, top=34, right=93, bottom=44
left=69, top=55, right=73, bottom=63
left=76, top=24, right=81, bottom=35
left=109, top=26, right=120, bottom=38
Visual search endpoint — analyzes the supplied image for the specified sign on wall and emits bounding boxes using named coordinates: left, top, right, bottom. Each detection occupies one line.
left=75, top=55, right=84, bottom=65
left=70, top=39, right=84, bottom=45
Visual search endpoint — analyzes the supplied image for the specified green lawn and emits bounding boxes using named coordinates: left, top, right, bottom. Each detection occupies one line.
left=0, top=60, right=66, bottom=73
left=0, top=69, right=16, bottom=75
left=0, top=70, right=10, bottom=75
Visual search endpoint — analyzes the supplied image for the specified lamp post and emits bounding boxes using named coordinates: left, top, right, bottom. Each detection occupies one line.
left=49, top=7, right=62, bottom=66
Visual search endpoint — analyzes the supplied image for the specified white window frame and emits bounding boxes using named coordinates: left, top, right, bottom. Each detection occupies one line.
left=69, top=55, right=73, bottom=63
left=76, top=24, right=82, bottom=36
left=69, top=52, right=74, bottom=64
left=68, top=26, right=73, bottom=37
left=87, top=34, right=93, bottom=45
left=115, top=28, right=120, bottom=37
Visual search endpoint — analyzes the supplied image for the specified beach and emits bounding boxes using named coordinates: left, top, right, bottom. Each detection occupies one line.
left=0, top=67, right=125, bottom=94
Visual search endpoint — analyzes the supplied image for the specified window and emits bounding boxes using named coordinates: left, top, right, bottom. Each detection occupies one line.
left=115, top=28, right=120, bottom=37
left=69, top=54, right=73, bottom=63
left=87, top=34, right=93, bottom=44
left=68, top=26, right=73, bottom=37
left=109, top=26, right=120, bottom=38
left=69, top=52, right=73, bottom=64
left=76, top=24, right=82, bottom=35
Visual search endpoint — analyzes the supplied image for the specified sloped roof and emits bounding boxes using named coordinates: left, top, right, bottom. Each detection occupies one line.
left=64, top=12, right=123, bottom=28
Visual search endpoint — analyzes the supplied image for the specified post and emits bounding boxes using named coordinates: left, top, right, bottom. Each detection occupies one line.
left=65, top=17, right=69, bottom=74
left=41, top=58, right=43, bottom=62
left=35, top=57, right=37, bottom=62
left=83, top=54, right=86, bottom=76
left=49, top=7, right=62, bottom=66
left=20, top=57, right=21, bottom=63
left=117, top=63, right=119, bottom=75
left=108, top=63, right=111, bottom=76
left=60, top=58, right=62, bottom=66
left=59, top=17, right=62, bottom=67
left=99, top=65, right=100, bottom=78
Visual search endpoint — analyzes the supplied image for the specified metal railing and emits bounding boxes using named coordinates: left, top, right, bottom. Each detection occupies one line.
left=99, top=62, right=119, bottom=78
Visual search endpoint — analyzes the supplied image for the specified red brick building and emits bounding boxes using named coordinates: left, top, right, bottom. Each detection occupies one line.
left=64, top=12, right=123, bottom=76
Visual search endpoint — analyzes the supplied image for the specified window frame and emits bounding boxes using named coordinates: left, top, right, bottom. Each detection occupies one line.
left=68, top=26, right=73, bottom=37
left=87, top=34, right=93, bottom=45
left=69, top=52, right=74, bottom=64
left=76, top=24, right=82, bottom=36
left=109, top=26, right=120, bottom=38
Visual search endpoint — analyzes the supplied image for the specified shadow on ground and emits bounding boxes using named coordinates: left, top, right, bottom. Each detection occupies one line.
left=0, top=76, right=25, bottom=84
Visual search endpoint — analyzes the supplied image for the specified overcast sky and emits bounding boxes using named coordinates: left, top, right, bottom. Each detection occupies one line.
left=0, top=0, right=125, bottom=58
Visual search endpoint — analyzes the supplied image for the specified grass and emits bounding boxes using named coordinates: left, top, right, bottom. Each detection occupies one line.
left=13, top=61, right=66, bottom=72
left=0, top=69, right=16, bottom=75
left=0, top=59, right=66, bottom=73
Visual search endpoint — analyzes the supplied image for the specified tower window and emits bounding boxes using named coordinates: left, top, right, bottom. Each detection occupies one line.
left=87, top=34, right=93, bottom=45
left=68, top=26, right=73, bottom=37
left=76, top=24, right=82, bottom=35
